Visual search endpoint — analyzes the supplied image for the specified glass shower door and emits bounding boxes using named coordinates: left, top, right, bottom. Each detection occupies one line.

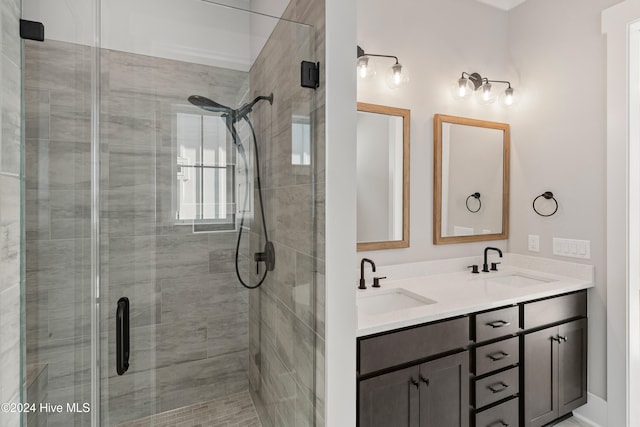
left=23, top=0, right=323, bottom=426
left=98, top=3, right=320, bottom=426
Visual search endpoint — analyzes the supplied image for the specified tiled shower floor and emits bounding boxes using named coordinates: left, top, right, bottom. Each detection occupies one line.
left=117, top=390, right=261, bottom=427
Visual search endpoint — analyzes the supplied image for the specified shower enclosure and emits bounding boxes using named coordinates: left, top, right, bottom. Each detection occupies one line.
left=21, top=0, right=325, bottom=425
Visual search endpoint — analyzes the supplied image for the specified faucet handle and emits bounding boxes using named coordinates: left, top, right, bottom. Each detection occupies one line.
left=467, top=265, right=479, bottom=274
left=490, top=262, right=502, bottom=271
left=372, top=276, right=387, bottom=288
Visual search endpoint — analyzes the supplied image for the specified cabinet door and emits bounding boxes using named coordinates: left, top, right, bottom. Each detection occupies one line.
left=524, top=326, right=558, bottom=427
left=359, top=365, right=420, bottom=427
left=419, top=351, right=469, bottom=427
left=558, top=318, right=588, bottom=416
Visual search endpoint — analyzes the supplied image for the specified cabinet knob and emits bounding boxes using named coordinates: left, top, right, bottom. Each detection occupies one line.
left=559, top=335, right=568, bottom=343
left=409, top=378, right=419, bottom=389
left=419, top=375, right=429, bottom=386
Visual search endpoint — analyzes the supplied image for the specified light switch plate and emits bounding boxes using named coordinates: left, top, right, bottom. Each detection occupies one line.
left=528, top=235, right=540, bottom=252
left=553, top=237, right=590, bottom=259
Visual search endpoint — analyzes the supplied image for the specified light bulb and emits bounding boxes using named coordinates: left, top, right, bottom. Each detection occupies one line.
left=385, top=63, right=408, bottom=89
left=476, top=82, right=496, bottom=104
left=357, top=56, right=375, bottom=79
left=451, top=77, right=473, bottom=100
left=502, top=87, right=515, bottom=106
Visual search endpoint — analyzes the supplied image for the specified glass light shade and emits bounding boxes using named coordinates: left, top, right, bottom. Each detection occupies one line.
left=357, top=56, right=375, bottom=79
left=476, top=82, right=497, bottom=104
left=501, top=87, right=516, bottom=106
left=385, top=63, right=408, bottom=89
left=451, top=77, right=474, bottom=100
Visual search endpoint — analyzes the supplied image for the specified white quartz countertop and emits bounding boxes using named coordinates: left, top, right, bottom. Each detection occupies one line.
left=357, top=256, right=594, bottom=337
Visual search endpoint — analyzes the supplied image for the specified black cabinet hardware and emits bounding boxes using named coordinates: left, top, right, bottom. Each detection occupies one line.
left=409, top=377, right=419, bottom=389
left=488, top=421, right=509, bottom=427
left=419, top=375, right=429, bottom=386
left=486, top=320, right=511, bottom=328
left=116, top=297, right=130, bottom=375
left=487, top=381, right=510, bottom=394
left=487, top=351, right=510, bottom=362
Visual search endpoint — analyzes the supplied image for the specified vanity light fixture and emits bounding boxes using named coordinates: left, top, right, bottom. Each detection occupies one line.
left=453, top=72, right=516, bottom=107
left=357, top=45, right=409, bottom=89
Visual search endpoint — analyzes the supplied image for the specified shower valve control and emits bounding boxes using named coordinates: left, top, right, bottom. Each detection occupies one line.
left=254, top=241, right=276, bottom=273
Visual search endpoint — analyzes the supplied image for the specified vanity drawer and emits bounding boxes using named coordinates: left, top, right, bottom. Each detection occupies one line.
left=474, top=306, right=520, bottom=343
left=475, top=336, right=519, bottom=376
left=358, top=316, right=469, bottom=376
left=475, top=396, right=519, bottom=427
left=524, top=290, right=587, bottom=330
left=475, top=366, right=519, bottom=409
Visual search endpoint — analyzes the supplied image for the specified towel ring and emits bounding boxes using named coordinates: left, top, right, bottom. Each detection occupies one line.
left=533, top=191, right=558, bottom=217
left=466, top=192, right=481, bottom=213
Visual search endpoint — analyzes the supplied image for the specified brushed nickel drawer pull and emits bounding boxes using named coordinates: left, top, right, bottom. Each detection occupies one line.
left=487, top=351, right=510, bottom=361
left=486, top=320, right=511, bottom=328
left=487, top=381, right=510, bottom=393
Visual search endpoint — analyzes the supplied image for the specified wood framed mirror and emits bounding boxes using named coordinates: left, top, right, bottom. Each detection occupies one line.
left=357, top=102, right=410, bottom=251
left=433, top=114, right=509, bottom=244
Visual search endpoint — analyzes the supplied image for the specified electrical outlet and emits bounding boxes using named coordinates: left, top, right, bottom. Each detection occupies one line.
left=528, top=235, right=540, bottom=252
left=552, top=238, right=590, bottom=259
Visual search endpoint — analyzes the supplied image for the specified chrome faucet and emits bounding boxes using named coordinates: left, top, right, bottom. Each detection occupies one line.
left=359, top=258, right=376, bottom=289
left=483, top=247, right=503, bottom=272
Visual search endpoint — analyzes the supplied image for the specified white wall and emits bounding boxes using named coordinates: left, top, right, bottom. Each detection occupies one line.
left=22, top=0, right=260, bottom=70
left=601, top=2, right=640, bottom=426
left=326, top=0, right=358, bottom=423
left=508, top=0, right=621, bottom=402
left=357, top=0, right=621, bottom=407
left=357, top=0, right=509, bottom=264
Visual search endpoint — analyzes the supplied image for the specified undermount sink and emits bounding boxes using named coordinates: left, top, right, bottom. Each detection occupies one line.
left=358, top=288, right=436, bottom=316
left=486, top=273, right=552, bottom=288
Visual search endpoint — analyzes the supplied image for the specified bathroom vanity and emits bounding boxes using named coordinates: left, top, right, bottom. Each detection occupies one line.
left=356, top=255, right=593, bottom=427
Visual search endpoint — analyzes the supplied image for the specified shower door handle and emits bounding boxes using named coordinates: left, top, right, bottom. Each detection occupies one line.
left=116, top=297, right=130, bottom=375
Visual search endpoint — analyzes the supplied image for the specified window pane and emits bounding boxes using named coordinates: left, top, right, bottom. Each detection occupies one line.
left=292, top=117, right=311, bottom=165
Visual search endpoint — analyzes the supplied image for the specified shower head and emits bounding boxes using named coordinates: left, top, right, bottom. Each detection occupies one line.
left=188, top=93, right=274, bottom=123
left=187, top=95, right=234, bottom=114
left=187, top=93, right=274, bottom=150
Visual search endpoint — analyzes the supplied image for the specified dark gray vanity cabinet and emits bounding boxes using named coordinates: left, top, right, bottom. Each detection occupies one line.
left=359, top=352, right=469, bottom=427
left=471, top=306, right=521, bottom=427
left=358, top=317, right=470, bottom=427
left=359, top=365, right=420, bottom=427
left=419, top=352, right=470, bottom=427
left=523, top=293, right=588, bottom=427
left=358, top=289, right=589, bottom=427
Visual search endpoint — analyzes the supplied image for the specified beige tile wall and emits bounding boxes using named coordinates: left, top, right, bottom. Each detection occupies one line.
left=0, top=0, right=24, bottom=425
left=247, top=0, right=326, bottom=426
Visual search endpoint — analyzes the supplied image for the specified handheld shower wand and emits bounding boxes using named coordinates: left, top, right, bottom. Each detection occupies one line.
left=188, top=93, right=275, bottom=289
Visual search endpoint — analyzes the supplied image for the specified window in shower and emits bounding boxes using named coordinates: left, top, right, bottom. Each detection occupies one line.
left=292, top=114, right=312, bottom=166
left=175, top=111, right=236, bottom=231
